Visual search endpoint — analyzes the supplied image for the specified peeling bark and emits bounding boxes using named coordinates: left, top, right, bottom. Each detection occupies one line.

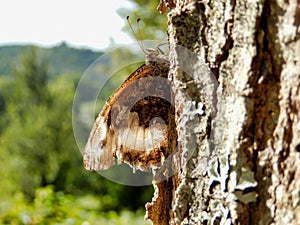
left=146, top=0, right=300, bottom=224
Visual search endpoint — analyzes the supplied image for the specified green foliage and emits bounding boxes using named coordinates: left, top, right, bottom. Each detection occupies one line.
left=0, top=77, right=12, bottom=131
left=118, top=0, right=168, bottom=41
left=13, top=47, right=49, bottom=107
left=0, top=186, right=151, bottom=225
left=1, top=47, right=77, bottom=199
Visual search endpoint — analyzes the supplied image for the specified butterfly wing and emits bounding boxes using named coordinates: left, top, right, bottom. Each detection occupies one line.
left=83, top=115, right=116, bottom=170
left=84, top=60, right=172, bottom=171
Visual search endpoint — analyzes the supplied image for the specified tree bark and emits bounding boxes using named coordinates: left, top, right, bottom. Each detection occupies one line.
left=147, top=0, right=300, bottom=224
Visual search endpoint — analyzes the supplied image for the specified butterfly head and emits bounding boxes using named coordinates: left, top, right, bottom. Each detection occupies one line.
left=126, top=16, right=168, bottom=63
left=144, top=46, right=168, bottom=64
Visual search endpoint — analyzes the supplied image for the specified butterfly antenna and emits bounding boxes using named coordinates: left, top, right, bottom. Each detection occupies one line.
left=126, top=16, right=147, bottom=55
left=136, top=18, right=147, bottom=53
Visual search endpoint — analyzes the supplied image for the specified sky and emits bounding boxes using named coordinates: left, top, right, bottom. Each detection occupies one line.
left=0, top=0, right=134, bottom=50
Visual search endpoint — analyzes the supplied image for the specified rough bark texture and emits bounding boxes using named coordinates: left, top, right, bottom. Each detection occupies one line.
left=147, top=0, right=300, bottom=224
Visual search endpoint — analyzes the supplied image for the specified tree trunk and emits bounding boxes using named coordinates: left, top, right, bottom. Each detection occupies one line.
left=146, top=0, right=300, bottom=224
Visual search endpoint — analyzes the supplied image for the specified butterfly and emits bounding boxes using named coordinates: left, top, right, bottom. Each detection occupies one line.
left=83, top=18, right=175, bottom=172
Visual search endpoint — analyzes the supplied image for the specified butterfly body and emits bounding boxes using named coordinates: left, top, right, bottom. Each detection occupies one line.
left=84, top=57, right=174, bottom=171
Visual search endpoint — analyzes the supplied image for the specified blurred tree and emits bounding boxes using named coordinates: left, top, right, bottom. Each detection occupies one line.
left=0, top=77, right=12, bottom=132
left=117, top=0, right=167, bottom=41
left=13, top=47, right=49, bottom=107
left=0, top=47, right=78, bottom=199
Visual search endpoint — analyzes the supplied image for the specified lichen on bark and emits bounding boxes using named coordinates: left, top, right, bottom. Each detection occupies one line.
left=146, top=0, right=300, bottom=224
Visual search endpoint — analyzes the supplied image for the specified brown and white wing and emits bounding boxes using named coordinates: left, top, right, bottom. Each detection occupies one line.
left=83, top=114, right=116, bottom=170
left=83, top=61, right=172, bottom=171
left=110, top=62, right=172, bottom=170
